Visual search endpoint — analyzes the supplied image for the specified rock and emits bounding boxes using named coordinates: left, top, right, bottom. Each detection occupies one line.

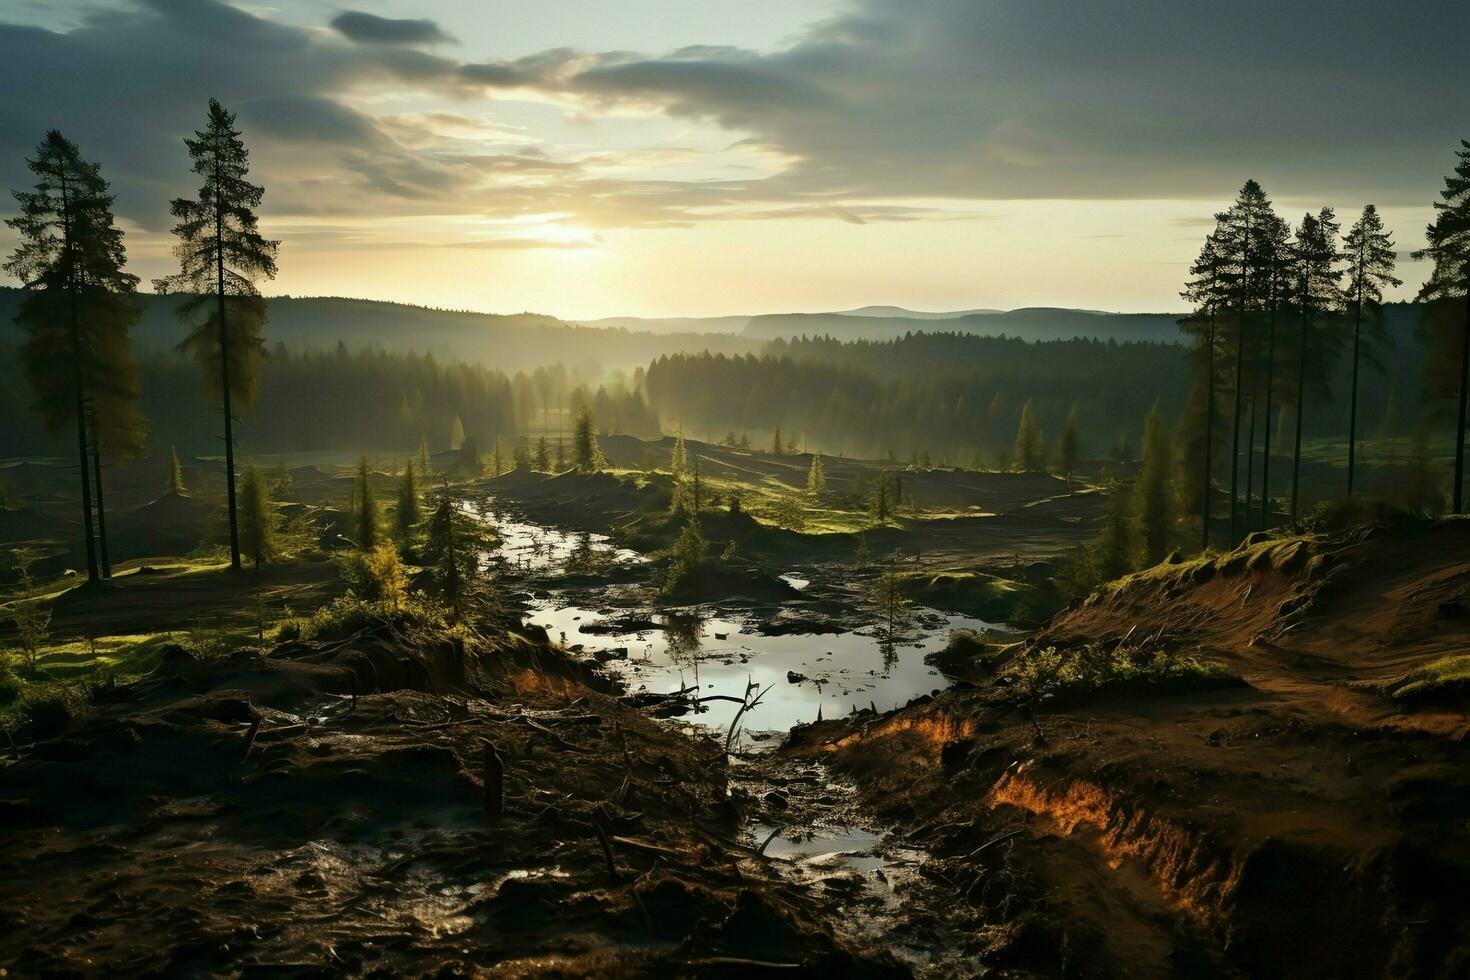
left=786, top=670, right=807, bottom=684
left=763, top=790, right=789, bottom=809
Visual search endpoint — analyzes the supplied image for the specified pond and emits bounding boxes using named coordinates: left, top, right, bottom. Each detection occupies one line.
left=525, top=598, right=1001, bottom=744
left=465, top=497, right=1008, bottom=746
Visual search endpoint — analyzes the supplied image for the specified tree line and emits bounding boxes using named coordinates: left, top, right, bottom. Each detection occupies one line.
left=643, top=336, right=1193, bottom=466
left=1182, top=145, right=1470, bottom=550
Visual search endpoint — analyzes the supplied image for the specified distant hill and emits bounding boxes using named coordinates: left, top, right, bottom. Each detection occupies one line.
left=743, top=307, right=1187, bottom=343
left=0, top=289, right=759, bottom=373
left=583, top=314, right=752, bottom=335
left=833, top=305, right=1002, bottom=319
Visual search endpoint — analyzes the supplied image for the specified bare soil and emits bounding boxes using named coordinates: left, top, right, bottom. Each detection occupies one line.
left=0, top=619, right=910, bottom=977
left=782, top=519, right=1470, bottom=977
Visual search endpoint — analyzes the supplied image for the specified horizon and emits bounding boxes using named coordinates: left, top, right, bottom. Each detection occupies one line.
left=3, top=1, right=1462, bottom=318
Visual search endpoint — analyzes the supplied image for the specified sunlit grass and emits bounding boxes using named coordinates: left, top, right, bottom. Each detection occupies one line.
left=1370, top=654, right=1470, bottom=702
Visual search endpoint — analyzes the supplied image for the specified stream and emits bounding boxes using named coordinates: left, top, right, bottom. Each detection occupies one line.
left=462, top=497, right=1006, bottom=742
left=464, top=497, right=1001, bottom=971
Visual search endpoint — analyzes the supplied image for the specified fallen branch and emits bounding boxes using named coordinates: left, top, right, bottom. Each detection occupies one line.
left=483, top=740, right=504, bottom=821
left=591, top=813, right=621, bottom=881
left=725, top=679, right=773, bottom=753
left=242, top=717, right=261, bottom=759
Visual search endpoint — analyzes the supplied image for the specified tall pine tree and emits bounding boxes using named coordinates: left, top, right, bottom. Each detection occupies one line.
left=1181, top=228, right=1232, bottom=549
left=1215, top=181, right=1280, bottom=544
left=1287, top=209, right=1345, bottom=522
left=1341, top=205, right=1400, bottom=497
left=6, top=132, right=143, bottom=583
left=155, top=99, right=278, bottom=571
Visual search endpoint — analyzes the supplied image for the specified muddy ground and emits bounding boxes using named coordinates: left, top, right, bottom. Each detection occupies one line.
left=785, top=519, right=1470, bottom=977
left=15, top=446, right=1470, bottom=976
left=0, top=614, right=919, bottom=977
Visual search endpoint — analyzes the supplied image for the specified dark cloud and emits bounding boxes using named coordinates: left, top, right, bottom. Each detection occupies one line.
left=536, top=0, right=1470, bottom=204
left=1, top=0, right=1465, bottom=259
left=331, top=10, right=454, bottom=46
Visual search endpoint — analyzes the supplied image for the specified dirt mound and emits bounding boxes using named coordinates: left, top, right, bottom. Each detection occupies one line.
left=1050, top=520, right=1470, bottom=684
left=0, top=506, right=74, bottom=545
left=776, top=519, right=1470, bottom=976
left=481, top=469, right=667, bottom=529
left=0, top=622, right=907, bottom=976
left=122, top=491, right=213, bottom=531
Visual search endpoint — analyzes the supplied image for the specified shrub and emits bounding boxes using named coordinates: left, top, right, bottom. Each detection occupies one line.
left=16, top=683, right=86, bottom=740
left=1368, top=654, right=1470, bottom=703
left=338, top=543, right=409, bottom=609
left=1005, top=640, right=1236, bottom=704
left=0, top=664, right=21, bottom=704
left=661, top=516, right=708, bottom=595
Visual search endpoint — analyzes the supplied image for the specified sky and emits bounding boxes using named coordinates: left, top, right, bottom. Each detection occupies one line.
left=1, top=0, right=1465, bottom=319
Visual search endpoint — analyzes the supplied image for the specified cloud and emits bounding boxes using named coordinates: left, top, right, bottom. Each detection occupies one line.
left=1, top=0, right=1465, bottom=270
left=330, top=10, right=453, bottom=46
left=518, top=0, right=1470, bottom=204
left=447, top=236, right=604, bottom=250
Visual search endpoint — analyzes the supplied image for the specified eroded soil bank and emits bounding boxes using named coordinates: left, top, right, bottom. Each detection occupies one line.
left=785, top=520, right=1470, bottom=977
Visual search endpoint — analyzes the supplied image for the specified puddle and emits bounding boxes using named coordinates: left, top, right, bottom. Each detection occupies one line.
left=527, top=600, right=1002, bottom=741
left=460, top=500, right=643, bottom=574
left=465, top=497, right=1009, bottom=744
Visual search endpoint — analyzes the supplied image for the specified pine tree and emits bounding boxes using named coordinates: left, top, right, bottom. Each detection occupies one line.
left=1412, top=139, right=1470, bottom=513
left=806, top=452, right=826, bottom=495
left=873, top=471, right=890, bottom=523
left=395, top=459, right=420, bottom=546
left=168, top=445, right=186, bottom=496
left=491, top=439, right=504, bottom=477
left=573, top=407, right=602, bottom=472
left=239, top=462, right=276, bottom=568
left=1211, top=180, right=1281, bottom=544
left=1254, top=213, right=1294, bottom=533
left=534, top=436, right=549, bottom=471
left=1058, top=403, right=1080, bottom=487
left=425, top=492, right=465, bottom=618
left=1181, top=227, right=1232, bottom=549
left=1094, top=479, right=1137, bottom=583
left=270, top=459, right=294, bottom=499
left=553, top=438, right=566, bottom=472
left=1012, top=399, right=1043, bottom=472
left=1399, top=417, right=1445, bottom=517
left=1342, top=205, right=1401, bottom=496
left=772, top=425, right=783, bottom=456
left=1136, top=404, right=1174, bottom=565
left=355, top=457, right=378, bottom=551
left=449, top=414, right=465, bottom=451
left=1287, top=209, right=1346, bottom=522
left=6, top=131, right=143, bottom=583
left=417, top=435, right=432, bottom=481
left=155, top=100, right=278, bottom=571
left=690, top=453, right=703, bottom=512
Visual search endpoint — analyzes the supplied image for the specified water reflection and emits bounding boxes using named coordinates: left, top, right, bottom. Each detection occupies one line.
left=527, top=599, right=1004, bottom=742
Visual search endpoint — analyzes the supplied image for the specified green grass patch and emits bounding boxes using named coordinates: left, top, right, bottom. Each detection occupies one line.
left=1004, top=640, right=1239, bottom=705
left=26, top=632, right=183, bottom=681
left=892, top=568, right=1053, bottom=622
left=1368, top=655, right=1470, bottom=703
